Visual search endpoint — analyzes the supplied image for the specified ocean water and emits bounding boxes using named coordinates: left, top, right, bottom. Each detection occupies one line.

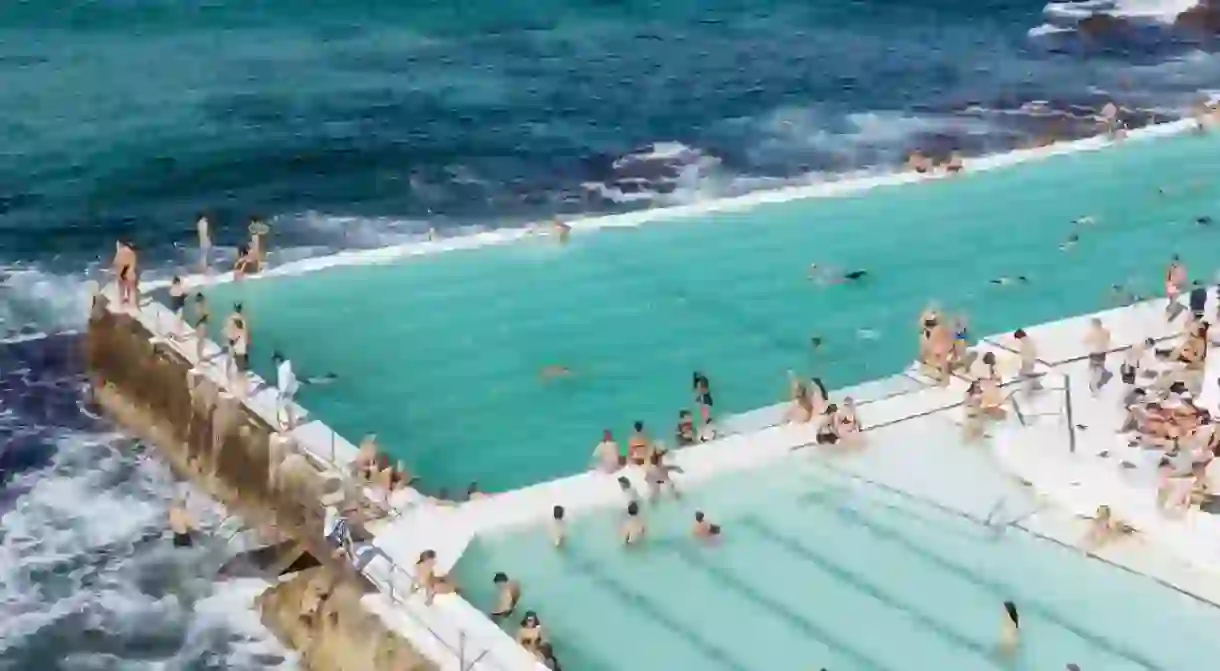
left=5, top=0, right=1220, bottom=666
left=206, top=129, right=1220, bottom=493
left=452, top=443, right=1220, bottom=671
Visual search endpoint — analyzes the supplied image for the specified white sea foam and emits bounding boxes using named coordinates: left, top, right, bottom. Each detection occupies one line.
left=155, top=117, right=1199, bottom=294
left=0, top=430, right=295, bottom=669
left=1043, top=0, right=1197, bottom=22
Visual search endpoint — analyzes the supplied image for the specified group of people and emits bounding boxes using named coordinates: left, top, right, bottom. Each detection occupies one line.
left=195, top=213, right=270, bottom=277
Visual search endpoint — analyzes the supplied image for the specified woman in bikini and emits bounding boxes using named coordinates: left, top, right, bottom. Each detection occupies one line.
left=627, top=421, right=651, bottom=466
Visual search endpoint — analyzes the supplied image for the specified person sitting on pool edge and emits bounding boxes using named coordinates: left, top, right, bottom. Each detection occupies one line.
left=675, top=410, right=697, bottom=446
left=416, top=549, right=458, bottom=605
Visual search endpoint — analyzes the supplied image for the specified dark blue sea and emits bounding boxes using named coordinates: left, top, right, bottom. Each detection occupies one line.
left=1, top=0, right=1218, bottom=667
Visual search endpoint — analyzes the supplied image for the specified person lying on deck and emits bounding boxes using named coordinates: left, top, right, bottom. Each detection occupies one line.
left=1081, top=505, right=1134, bottom=551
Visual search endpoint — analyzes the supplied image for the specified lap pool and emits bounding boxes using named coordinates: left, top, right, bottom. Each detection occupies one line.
left=199, top=130, right=1220, bottom=492
left=451, top=434, right=1220, bottom=671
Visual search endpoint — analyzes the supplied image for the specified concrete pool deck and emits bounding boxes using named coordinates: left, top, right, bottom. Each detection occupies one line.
left=97, top=273, right=1220, bottom=670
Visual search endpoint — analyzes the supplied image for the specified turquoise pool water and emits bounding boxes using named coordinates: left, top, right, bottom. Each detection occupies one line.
left=453, top=455, right=1220, bottom=671
left=202, top=132, right=1220, bottom=492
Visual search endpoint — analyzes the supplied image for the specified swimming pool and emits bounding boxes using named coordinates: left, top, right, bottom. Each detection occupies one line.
left=451, top=436, right=1220, bottom=671
left=200, top=131, right=1220, bottom=493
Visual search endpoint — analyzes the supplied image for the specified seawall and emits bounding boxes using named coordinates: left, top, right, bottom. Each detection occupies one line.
left=83, top=294, right=435, bottom=671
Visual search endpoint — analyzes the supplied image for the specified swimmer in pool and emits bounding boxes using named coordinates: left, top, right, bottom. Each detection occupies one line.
left=810, top=336, right=823, bottom=351
left=621, top=501, right=645, bottom=546
left=540, top=365, right=572, bottom=379
left=1197, top=215, right=1213, bottom=227
left=490, top=572, right=521, bottom=620
left=1073, top=215, right=1097, bottom=226
left=998, top=601, right=1020, bottom=657
left=809, top=264, right=868, bottom=284
left=990, top=276, right=1028, bottom=287
left=549, top=505, right=566, bottom=548
left=1060, top=234, right=1079, bottom=251
left=692, top=511, right=722, bottom=541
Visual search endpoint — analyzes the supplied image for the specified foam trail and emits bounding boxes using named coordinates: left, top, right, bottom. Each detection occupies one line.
left=148, top=118, right=1198, bottom=295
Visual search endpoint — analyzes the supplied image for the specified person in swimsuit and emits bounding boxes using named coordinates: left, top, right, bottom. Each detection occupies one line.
left=837, top=397, right=862, bottom=442
left=197, top=213, right=212, bottom=271
left=466, top=481, right=487, bottom=501
left=516, top=611, right=545, bottom=652
left=815, top=405, right=841, bottom=445
left=592, top=429, right=622, bottom=472
left=808, top=265, right=868, bottom=285
left=621, top=501, right=645, bottom=545
left=944, top=152, right=963, bottom=174
left=692, top=511, right=722, bottom=541
left=552, top=217, right=571, bottom=245
left=549, top=505, right=566, bottom=548
left=416, top=550, right=458, bottom=605
left=644, top=451, right=682, bottom=501
left=491, top=572, right=521, bottom=619
left=1084, top=318, right=1111, bottom=395
left=675, top=410, right=697, bottom=446
left=617, top=476, right=641, bottom=506
left=169, top=276, right=187, bottom=317
left=693, top=372, right=713, bottom=423
left=1014, top=329, right=1042, bottom=393
left=192, top=293, right=210, bottom=362
left=627, top=421, right=650, bottom=465
left=998, top=601, right=1020, bottom=657
left=1166, top=255, right=1187, bottom=320
left=990, top=275, right=1029, bottom=286
left=787, top=379, right=814, bottom=424
left=169, top=494, right=193, bottom=548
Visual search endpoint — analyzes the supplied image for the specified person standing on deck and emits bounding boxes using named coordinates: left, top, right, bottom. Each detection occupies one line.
left=1085, top=318, right=1111, bottom=395
left=1165, top=255, right=1187, bottom=321
left=196, top=213, right=211, bottom=272
left=272, top=351, right=300, bottom=430
left=1014, top=329, right=1042, bottom=394
left=191, top=293, right=210, bottom=363
left=693, top=371, right=713, bottom=424
left=1189, top=281, right=1208, bottom=321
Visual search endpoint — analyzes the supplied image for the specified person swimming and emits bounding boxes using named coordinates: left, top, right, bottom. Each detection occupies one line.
left=1060, top=234, right=1079, bottom=251
left=999, top=600, right=1020, bottom=655
left=990, top=276, right=1028, bottom=286
left=692, top=511, right=722, bottom=541
left=1197, top=215, right=1213, bottom=226
left=809, top=264, right=868, bottom=284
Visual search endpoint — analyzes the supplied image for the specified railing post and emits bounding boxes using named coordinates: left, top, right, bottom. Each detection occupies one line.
left=459, top=631, right=466, bottom=671
left=1063, top=373, right=1076, bottom=454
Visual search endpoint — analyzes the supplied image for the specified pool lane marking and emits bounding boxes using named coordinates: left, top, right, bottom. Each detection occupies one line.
left=734, top=515, right=1004, bottom=668
left=663, top=542, right=891, bottom=671
left=797, top=489, right=1165, bottom=671
left=563, top=549, right=752, bottom=671
left=802, top=461, right=1220, bottom=611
